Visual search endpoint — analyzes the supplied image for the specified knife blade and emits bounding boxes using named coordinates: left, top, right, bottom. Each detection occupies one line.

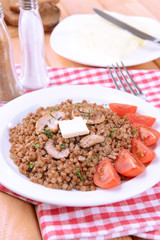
left=93, top=8, right=160, bottom=45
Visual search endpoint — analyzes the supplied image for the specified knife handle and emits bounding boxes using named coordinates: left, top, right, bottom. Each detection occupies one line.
left=153, top=39, right=160, bottom=45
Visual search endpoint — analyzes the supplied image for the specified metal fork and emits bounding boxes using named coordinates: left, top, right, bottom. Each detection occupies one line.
left=107, top=62, right=146, bottom=100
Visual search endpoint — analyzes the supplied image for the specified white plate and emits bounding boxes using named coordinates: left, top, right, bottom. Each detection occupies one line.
left=50, top=13, right=160, bottom=67
left=0, top=85, right=160, bottom=206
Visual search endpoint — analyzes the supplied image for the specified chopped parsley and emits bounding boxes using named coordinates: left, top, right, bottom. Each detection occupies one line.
left=106, top=133, right=111, bottom=137
left=52, top=107, right=60, bottom=111
left=88, top=110, right=91, bottom=119
left=28, top=161, right=35, bottom=172
left=30, top=121, right=36, bottom=125
left=83, top=113, right=86, bottom=117
left=106, top=129, right=117, bottom=138
left=32, top=143, right=40, bottom=147
left=132, top=129, right=137, bottom=135
left=76, top=103, right=81, bottom=108
left=50, top=113, right=56, bottom=119
left=88, top=156, right=98, bottom=162
left=83, top=103, right=87, bottom=108
left=122, top=115, right=127, bottom=121
left=110, top=129, right=117, bottom=133
left=48, top=113, right=56, bottom=123
left=28, top=162, right=35, bottom=168
left=60, top=144, right=66, bottom=150
left=42, top=128, right=53, bottom=139
left=76, top=168, right=84, bottom=182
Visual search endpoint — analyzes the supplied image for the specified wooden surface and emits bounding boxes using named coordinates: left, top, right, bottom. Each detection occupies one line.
left=0, top=0, right=160, bottom=239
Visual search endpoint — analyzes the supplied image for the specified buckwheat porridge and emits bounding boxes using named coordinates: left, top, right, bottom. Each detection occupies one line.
left=9, top=99, right=134, bottom=191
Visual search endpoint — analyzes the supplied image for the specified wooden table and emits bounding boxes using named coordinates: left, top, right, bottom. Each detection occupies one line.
left=0, top=0, right=159, bottom=239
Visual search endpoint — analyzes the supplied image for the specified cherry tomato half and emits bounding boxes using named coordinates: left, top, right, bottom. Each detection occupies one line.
left=109, top=103, right=137, bottom=118
left=93, top=157, right=121, bottom=189
left=114, top=149, right=145, bottom=177
left=131, top=138, right=156, bottom=164
left=132, top=123, right=160, bottom=146
left=126, top=113, right=156, bottom=127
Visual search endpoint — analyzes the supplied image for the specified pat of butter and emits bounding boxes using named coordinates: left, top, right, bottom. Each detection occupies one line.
left=74, top=11, right=147, bottom=59
left=59, top=117, right=89, bottom=138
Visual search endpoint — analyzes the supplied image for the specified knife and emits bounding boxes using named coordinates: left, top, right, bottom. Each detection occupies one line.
left=93, top=8, right=160, bottom=45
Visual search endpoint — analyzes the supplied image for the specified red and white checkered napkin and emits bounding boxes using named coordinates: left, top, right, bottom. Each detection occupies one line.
left=1, top=67, right=160, bottom=240
left=38, top=183, right=160, bottom=240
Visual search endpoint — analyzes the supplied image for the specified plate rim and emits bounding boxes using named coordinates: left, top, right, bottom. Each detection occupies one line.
left=0, top=85, right=160, bottom=206
left=50, top=13, right=160, bottom=67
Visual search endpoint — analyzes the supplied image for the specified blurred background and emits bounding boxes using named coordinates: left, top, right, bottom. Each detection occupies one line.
left=1, top=0, right=160, bottom=69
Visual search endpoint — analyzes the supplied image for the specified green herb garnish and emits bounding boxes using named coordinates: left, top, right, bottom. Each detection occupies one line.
left=132, top=129, right=137, bottom=135
left=60, top=144, right=66, bottom=150
left=27, top=161, right=35, bottom=172
left=50, top=113, right=56, bottom=119
left=76, top=103, right=81, bottom=108
left=83, top=113, right=86, bottom=117
left=88, top=156, right=98, bottom=162
left=53, top=107, right=60, bottom=111
left=110, top=129, right=116, bottom=133
left=28, top=161, right=35, bottom=168
left=106, top=133, right=111, bottom=137
left=106, top=129, right=117, bottom=138
left=122, top=115, right=127, bottom=121
left=76, top=168, right=84, bottom=182
left=30, top=121, right=36, bottom=125
left=88, top=110, right=91, bottom=119
left=32, top=143, right=40, bottom=147
left=83, top=103, right=87, bottom=108
left=48, top=113, right=56, bottom=123
left=42, top=128, right=53, bottom=139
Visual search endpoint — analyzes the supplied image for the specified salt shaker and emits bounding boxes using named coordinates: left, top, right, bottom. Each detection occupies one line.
left=0, top=3, right=23, bottom=103
left=18, top=0, right=49, bottom=90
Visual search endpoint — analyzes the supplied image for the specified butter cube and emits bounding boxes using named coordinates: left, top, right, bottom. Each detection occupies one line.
left=59, top=117, right=89, bottom=138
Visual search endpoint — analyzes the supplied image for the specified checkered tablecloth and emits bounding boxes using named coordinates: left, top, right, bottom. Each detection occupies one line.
left=1, top=66, right=160, bottom=240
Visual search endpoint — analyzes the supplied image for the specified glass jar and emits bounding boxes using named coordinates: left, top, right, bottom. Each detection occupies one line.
left=0, top=3, right=24, bottom=103
left=18, top=0, right=49, bottom=90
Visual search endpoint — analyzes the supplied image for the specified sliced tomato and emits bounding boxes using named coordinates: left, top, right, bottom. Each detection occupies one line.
left=109, top=103, right=137, bottom=118
left=132, top=123, right=160, bottom=146
left=114, top=149, right=145, bottom=177
left=93, top=157, right=121, bottom=189
left=131, top=138, right=156, bottom=164
left=126, top=113, right=156, bottom=127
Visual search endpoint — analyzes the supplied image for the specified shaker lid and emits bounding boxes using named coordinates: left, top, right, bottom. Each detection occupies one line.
left=19, top=0, right=38, bottom=10
left=0, top=3, right=4, bottom=18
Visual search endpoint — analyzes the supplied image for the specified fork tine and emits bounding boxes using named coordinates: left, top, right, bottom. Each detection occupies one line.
left=107, top=66, right=120, bottom=90
left=111, top=64, right=128, bottom=92
left=116, top=63, right=137, bottom=96
left=121, top=61, right=143, bottom=95
left=107, top=62, right=146, bottom=100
